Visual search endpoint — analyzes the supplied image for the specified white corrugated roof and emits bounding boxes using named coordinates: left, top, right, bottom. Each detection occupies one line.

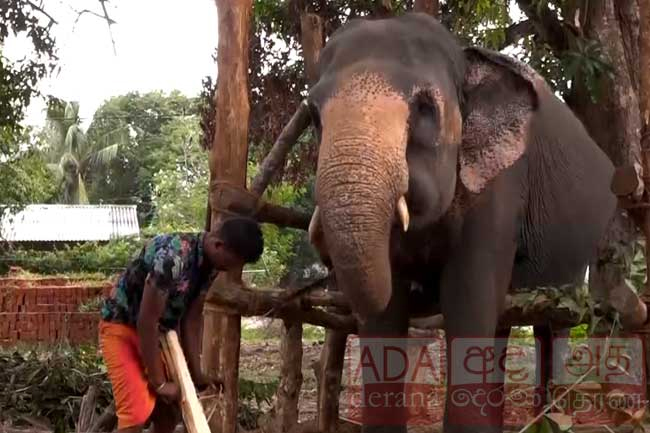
left=0, top=204, right=140, bottom=242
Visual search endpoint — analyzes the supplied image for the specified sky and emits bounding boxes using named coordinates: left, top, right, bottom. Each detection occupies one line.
left=4, top=1, right=525, bottom=131
left=4, top=0, right=219, bottom=129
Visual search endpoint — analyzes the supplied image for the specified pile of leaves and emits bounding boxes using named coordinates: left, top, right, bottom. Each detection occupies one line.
left=0, top=345, right=112, bottom=433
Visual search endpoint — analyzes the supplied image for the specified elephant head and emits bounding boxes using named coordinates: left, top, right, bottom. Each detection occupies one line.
left=307, top=13, right=542, bottom=319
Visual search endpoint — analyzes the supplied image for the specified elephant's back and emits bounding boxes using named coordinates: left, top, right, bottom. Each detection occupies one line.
left=511, top=90, right=617, bottom=289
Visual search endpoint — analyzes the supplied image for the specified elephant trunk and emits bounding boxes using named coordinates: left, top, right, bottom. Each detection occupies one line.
left=315, top=88, right=410, bottom=320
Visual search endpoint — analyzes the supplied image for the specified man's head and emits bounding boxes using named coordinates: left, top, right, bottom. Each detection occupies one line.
left=203, top=217, right=264, bottom=271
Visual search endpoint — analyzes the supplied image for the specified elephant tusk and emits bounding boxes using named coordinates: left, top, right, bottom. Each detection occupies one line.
left=308, top=206, right=320, bottom=244
left=396, top=196, right=410, bottom=232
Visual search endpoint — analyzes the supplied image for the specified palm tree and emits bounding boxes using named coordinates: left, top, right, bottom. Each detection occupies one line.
left=44, top=100, right=120, bottom=204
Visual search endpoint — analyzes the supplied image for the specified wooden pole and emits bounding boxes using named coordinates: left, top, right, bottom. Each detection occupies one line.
left=414, top=0, right=439, bottom=16
left=300, top=12, right=324, bottom=86
left=274, top=321, right=304, bottom=432
left=204, top=3, right=253, bottom=433
left=316, top=330, right=347, bottom=433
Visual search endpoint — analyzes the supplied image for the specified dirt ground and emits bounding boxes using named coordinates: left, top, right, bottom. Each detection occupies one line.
left=238, top=318, right=648, bottom=431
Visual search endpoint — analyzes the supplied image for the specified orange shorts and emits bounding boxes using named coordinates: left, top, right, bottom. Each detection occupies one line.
left=99, top=320, right=164, bottom=429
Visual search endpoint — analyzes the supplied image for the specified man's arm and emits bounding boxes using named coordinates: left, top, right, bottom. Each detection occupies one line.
left=137, top=276, right=168, bottom=388
left=180, top=293, right=206, bottom=385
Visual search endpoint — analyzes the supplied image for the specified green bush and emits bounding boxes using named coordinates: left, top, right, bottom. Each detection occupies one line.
left=0, top=237, right=142, bottom=275
left=0, top=344, right=112, bottom=433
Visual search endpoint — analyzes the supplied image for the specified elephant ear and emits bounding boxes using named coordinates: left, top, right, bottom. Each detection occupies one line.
left=460, top=47, right=543, bottom=194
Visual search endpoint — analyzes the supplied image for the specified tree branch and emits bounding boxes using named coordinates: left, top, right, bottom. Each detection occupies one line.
left=498, top=19, right=536, bottom=50
left=26, top=0, right=58, bottom=25
left=98, top=0, right=117, bottom=56
left=516, top=0, right=570, bottom=52
left=71, top=1, right=118, bottom=55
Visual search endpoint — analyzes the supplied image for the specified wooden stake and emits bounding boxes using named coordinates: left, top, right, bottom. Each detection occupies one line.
left=317, top=330, right=347, bottom=433
left=160, top=331, right=211, bottom=433
left=275, top=321, right=304, bottom=432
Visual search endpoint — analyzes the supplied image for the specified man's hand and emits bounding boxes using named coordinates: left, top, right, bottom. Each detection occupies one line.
left=194, top=373, right=224, bottom=393
left=154, top=381, right=181, bottom=404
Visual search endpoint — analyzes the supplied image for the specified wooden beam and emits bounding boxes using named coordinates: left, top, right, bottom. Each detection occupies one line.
left=204, top=3, right=253, bottom=433
left=205, top=285, right=356, bottom=332
left=249, top=102, right=311, bottom=196
left=255, top=201, right=311, bottom=230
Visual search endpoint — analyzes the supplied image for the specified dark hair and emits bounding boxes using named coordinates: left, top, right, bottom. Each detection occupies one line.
left=216, top=217, right=264, bottom=263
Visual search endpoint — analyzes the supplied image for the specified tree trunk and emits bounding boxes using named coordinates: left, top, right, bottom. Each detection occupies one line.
left=300, top=12, right=324, bottom=86
left=640, top=0, right=650, bottom=157
left=563, top=0, right=641, bottom=321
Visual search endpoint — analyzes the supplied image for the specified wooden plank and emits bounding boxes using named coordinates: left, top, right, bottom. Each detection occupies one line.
left=160, top=331, right=211, bottom=433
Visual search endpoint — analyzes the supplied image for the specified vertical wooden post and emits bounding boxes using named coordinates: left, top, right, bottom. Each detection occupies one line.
left=300, top=12, right=323, bottom=86
left=414, top=0, right=439, bottom=17
left=317, top=330, right=347, bottom=433
left=203, top=2, right=253, bottom=433
left=275, top=321, right=304, bottom=432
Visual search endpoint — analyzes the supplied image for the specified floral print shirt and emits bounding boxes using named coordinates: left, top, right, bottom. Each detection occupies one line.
left=101, top=232, right=217, bottom=331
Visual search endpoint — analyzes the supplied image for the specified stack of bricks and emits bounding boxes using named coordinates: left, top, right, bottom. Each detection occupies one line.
left=0, top=276, right=113, bottom=346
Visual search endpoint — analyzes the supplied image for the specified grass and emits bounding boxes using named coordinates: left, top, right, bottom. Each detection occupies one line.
left=241, top=319, right=326, bottom=343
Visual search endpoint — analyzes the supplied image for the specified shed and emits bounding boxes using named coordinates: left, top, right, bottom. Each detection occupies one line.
left=0, top=204, right=140, bottom=244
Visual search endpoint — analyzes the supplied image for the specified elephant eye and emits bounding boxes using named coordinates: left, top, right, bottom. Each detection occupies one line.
left=409, top=95, right=440, bottom=148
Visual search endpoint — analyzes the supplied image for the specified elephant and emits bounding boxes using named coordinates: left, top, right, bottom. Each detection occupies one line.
left=305, top=12, right=624, bottom=433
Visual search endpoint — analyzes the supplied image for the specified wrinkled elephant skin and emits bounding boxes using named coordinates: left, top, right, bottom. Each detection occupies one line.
left=306, top=13, right=619, bottom=433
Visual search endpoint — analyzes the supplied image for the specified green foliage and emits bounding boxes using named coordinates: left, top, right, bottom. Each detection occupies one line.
left=0, top=345, right=112, bottom=433
left=237, top=377, right=279, bottom=430
left=0, top=237, right=141, bottom=275
left=0, top=1, right=57, bottom=153
left=447, top=0, right=510, bottom=49
left=0, top=149, right=58, bottom=208
left=245, top=162, right=306, bottom=288
left=149, top=115, right=208, bottom=232
left=39, top=99, right=122, bottom=204
left=85, top=91, right=201, bottom=222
